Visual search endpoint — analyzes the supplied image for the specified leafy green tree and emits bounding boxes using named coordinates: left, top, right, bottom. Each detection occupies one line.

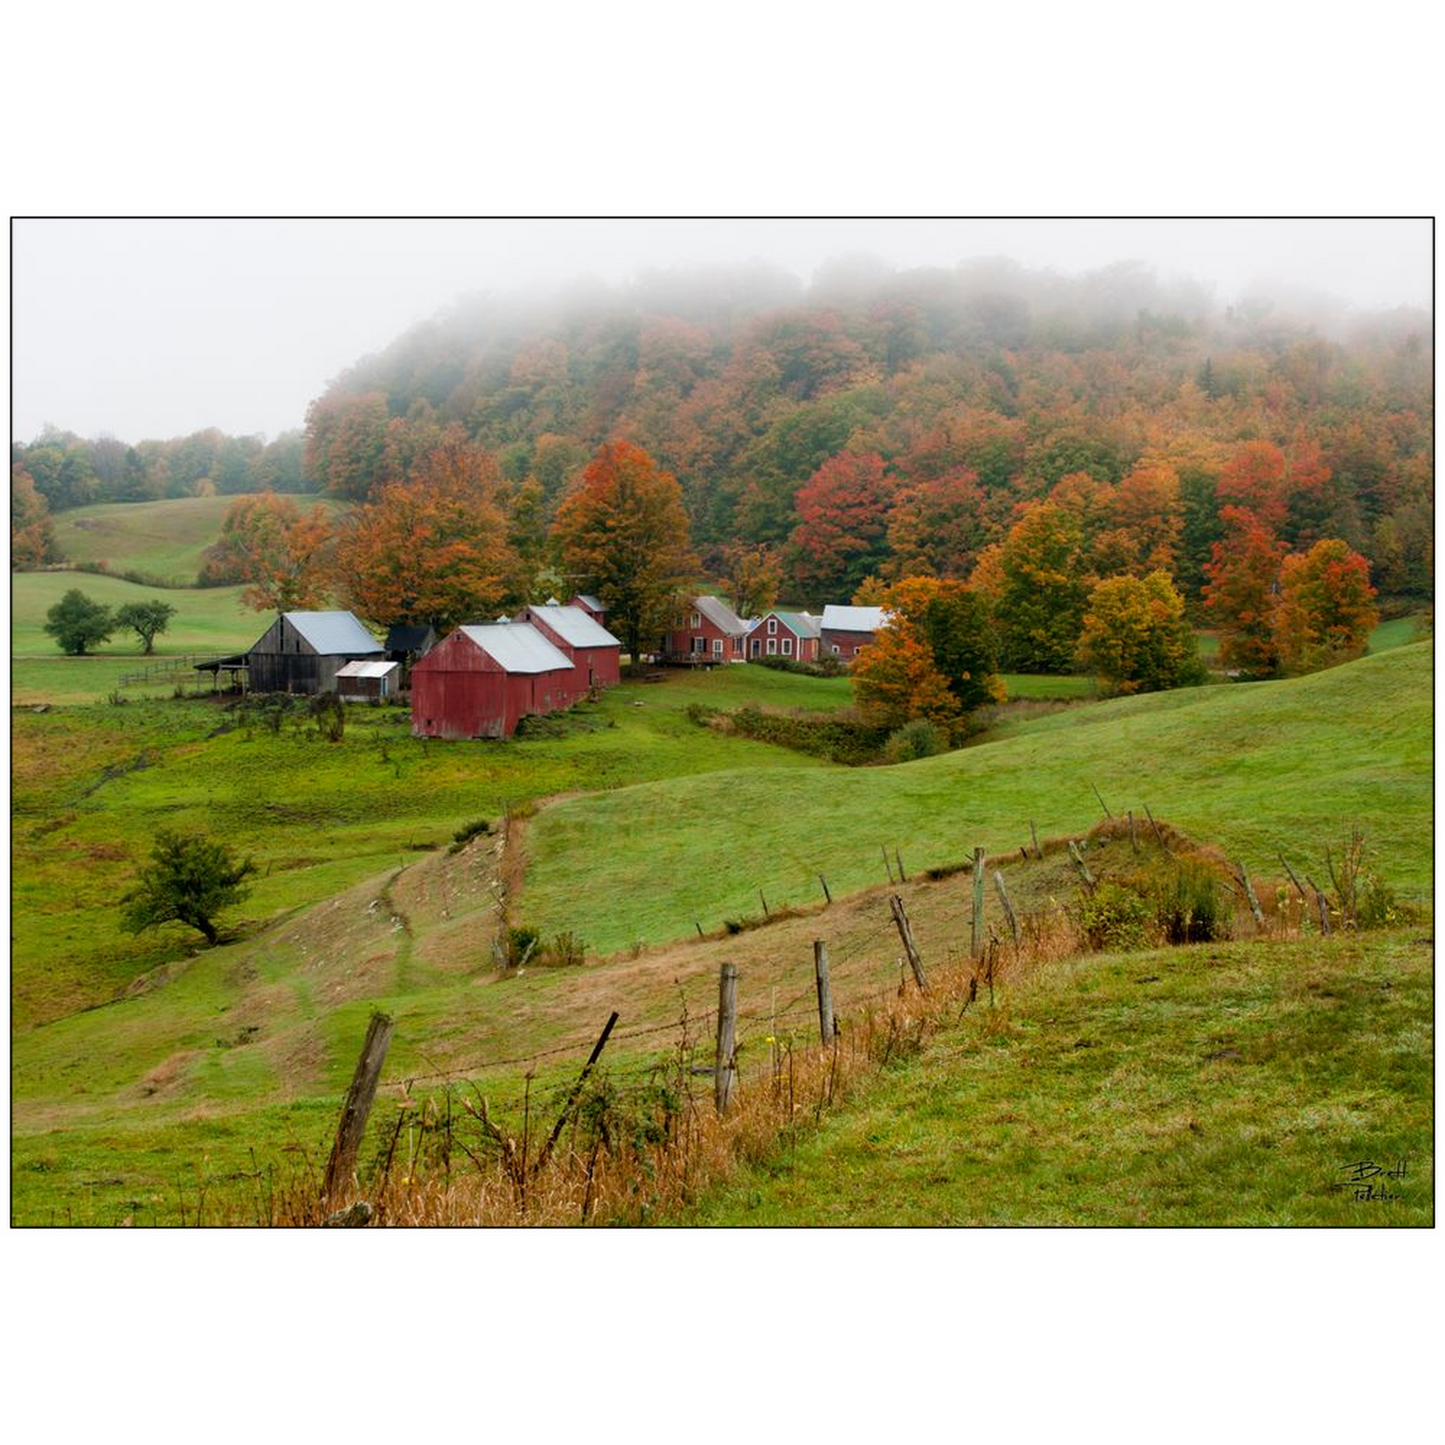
left=1077, top=572, right=1206, bottom=695
left=114, top=599, right=176, bottom=654
left=922, top=587, right=1001, bottom=711
left=43, top=589, right=114, bottom=655
left=121, top=830, right=256, bottom=946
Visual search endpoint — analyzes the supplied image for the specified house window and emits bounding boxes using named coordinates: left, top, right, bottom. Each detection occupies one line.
left=690, top=612, right=701, bottom=629
left=767, top=617, right=777, bottom=634
left=692, top=636, right=707, bottom=654
left=750, top=637, right=760, bottom=657
left=781, top=637, right=793, bottom=655
left=713, top=638, right=724, bottom=657
left=767, top=638, right=777, bottom=655
left=832, top=644, right=841, bottom=655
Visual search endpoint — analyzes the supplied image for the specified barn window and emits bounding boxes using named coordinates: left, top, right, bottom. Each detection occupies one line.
left=832, top=644, right=841, bottom=654
left=767, top=617, right=777, bottom=635
left=781, top=637, right=793, bottom=655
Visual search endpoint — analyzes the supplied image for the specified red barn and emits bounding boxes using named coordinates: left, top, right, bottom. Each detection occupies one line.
left=411, top=623, right=573, bottom=739
left=517, top=603, right=622, bottom=701
left=821, top=604, right=888, bottom=663
left=663, top=595, right=749, bottom=664
left=747, top=609, right=822, bottom=662
left=569, top=593, right=608, bottom=630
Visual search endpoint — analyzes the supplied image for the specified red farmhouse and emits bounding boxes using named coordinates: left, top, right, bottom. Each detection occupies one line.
left=517, top=603, right=622, bottom=699
left=820, top=604, right=888, bottom=663
left=663, top=595, right=749, bottom=664
left=411, top=623, right=573, bottom=740
left=747, top=609, right=821, bottom=662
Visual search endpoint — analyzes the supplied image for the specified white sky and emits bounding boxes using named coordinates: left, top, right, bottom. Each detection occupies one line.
left=12, top=217, right=1431, bottom=445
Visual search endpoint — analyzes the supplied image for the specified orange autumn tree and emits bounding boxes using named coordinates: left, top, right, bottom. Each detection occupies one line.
left=1273, top=538, right=1378, bottom=675
left=332, top=440, right=523, bottom=630
left=551, top=439, right=697, bottom=664
left=11, top=463, right=60, bottom=569
left=884, top=466, right=988, bottom=580
left=202, top=491, right=335, bottom=612
left=852, top=576, right=1002, bottom=735
left=1093, top=462, right=1183, bottom=578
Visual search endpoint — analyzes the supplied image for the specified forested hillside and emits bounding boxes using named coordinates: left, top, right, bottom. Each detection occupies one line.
left=300, top=261, right=1432, bottom=605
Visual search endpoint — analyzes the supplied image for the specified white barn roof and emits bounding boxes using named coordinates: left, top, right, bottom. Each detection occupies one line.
left=527, top=604, right=619, bottom=649
left=335, top=659, right=400, bottom=679
left=284, top=610, right=384, bottom=654
left=695, top=595, right=749, bottom=636
left=821, top=604, right=887, bottom=633
left=458, top=623, right=572, bottom=674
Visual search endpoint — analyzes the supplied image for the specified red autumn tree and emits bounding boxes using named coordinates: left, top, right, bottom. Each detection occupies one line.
left=1273, top=538, right=1378, bottom=675
left=1202, top=506, right=1285, bottom=677
left=332, top=440, right=523, bottom=629
left=202, top=492, right=335, bottom=612
left=884, top=466, right=988, bottom=580
left=1216, top=440, right=1288, bottom=530
left=787, top=450, right=894, bottom=598
left=551, top=439, right=697, bottom=664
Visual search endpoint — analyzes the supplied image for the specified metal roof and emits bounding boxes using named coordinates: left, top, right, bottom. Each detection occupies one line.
left=821, top=604, right=887, bottom=633
left=457, top=623, right=573, bottom=673
left=384, top=623, right=435, bottom=653
left=771, top=609, right=821, bottom=639
left=335, top=660, right=400, bottom=679
left=694, top=594, right=748, bottom=636
left=526, top=604, right=620, bottom=649
left=574, top=593, right=604, bottom=612
left=285, top=610, right=385, bottom=655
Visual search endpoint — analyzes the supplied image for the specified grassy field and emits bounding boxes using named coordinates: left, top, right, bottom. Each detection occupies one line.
left=50, top=494, right=346, bottom=584
left=520, top=644, right=1433, bottom=955
left=681, top=929, right=1433, bottom=1226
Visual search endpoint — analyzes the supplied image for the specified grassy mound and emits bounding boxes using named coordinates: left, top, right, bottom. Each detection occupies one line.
left=521, top=644, right=1433, bottom=954
left=682, top=928, right=1433, bottom=1226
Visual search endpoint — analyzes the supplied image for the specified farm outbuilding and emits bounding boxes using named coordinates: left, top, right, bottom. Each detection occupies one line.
left=517, top=603, right=621, bottom=701
left=335, top=659, right=401, bottom=701
left=410, top=623, right=574, bottom=739
left=570, top=593, right=607, bottom=629
left=245, top=611, right=386, bottom=695
left=384, top=623, right=436, bottom=665
left=820, top=604, right=888, bottom=663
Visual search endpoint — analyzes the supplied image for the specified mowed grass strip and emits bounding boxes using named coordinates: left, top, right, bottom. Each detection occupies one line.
left=681, top=929, right=1434, bottom=1226
left=521, top=644, right=1433, bottom=955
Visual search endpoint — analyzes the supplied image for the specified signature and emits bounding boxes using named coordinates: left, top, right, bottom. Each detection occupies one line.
left=1332, top=1158, right=1408, bottom=1203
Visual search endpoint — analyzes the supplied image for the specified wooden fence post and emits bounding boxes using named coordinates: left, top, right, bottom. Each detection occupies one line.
left=819, top=874, right=832, bottom=905
left=1067, top=840, right=1096, bottom=889
left=534, top=1011, right=619, bottom=1174
left=889, top=894, right=928, bottom=992
left=882, top=846, right=895, bottom=885
left=715, top=963, right=739, bottom=1114
left=993, top=870, right=1020, bottom=950
left=971, top=847, right=987, bottom=958
left=1278, top=853, right=1308, bottom=902
left=895, top=849, right=907, bottom=883
left=759, top=889, right=770, bottom=920
left=1143, top=804, right=1167, bottom=849
left=1235, top=862, right=1265, bottom=932
left=322, top=1010, right=395, bottom=1202
left=813, top=940, right=835, bottom=1046
left=1091, top=782, right=1113, bottom=819
left=1305, top=877, right=1332, bottom=937
left=1128, top=810, right=1138, bottom=854
left=1029, top=820, right=1042, bottom=860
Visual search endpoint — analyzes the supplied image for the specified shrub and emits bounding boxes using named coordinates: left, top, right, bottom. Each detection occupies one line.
left=1155, top=862, right=1231, bottom=944
left=1078, top=881, right=1153, bottom=951
left=449, top=818, right=492, bottom=853
left=504, top=925, right=540, bottom=967
left=309, top=691, right=345, bottom=742
left=541, top=930, right=587, bottom=967
left=883, top=717, right=946, bottom=763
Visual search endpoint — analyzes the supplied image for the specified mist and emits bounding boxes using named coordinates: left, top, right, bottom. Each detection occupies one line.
left=12, top=218, right=1432, bottom=445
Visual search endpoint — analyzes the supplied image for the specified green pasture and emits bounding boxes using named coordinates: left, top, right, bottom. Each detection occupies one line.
left=683, top=929, right=1433, bottom=1226
left=50, top=494, right=345, bottom=584
left=521, top=644, right=1433, bottom=955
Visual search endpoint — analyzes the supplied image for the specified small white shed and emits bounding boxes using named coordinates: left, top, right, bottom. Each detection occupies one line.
left=335, top=658, right=401, bottom=701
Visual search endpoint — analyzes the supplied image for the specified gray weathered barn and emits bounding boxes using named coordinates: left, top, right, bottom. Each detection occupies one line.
left=246, top=611, right=385, bottom=695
